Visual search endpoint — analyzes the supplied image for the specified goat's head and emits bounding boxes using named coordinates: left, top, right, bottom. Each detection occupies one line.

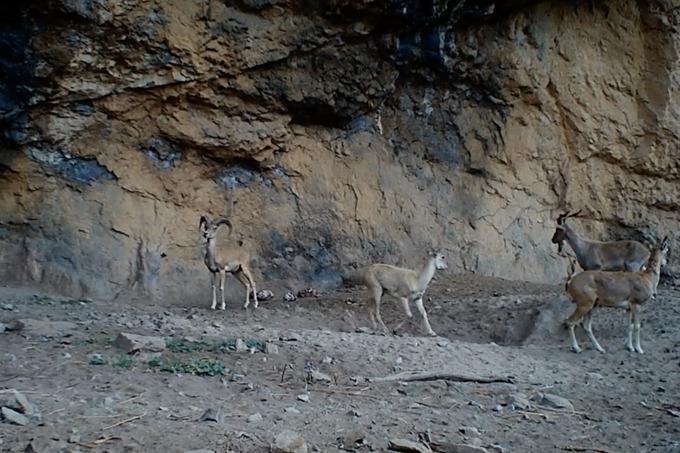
left=650, top=236, right=670, bottom=268
left=430, top=251, right=448, bottom=271
left=199, top=215, right=232, bottom=241
left=551, top=210, right=581, bottom=252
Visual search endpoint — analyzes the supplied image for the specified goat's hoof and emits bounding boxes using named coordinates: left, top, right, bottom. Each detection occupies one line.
left=571, top=346, right=582, bottom=354
left=427, top=331, right=437, bottom=337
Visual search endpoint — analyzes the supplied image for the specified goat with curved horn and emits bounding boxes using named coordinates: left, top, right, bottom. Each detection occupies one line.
left=200, top=215, right=258, bottom=310
left=551, top=211, right=649, bottom=272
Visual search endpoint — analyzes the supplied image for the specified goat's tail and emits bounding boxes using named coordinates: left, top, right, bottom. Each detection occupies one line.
left=342, top=269, right=365, bottom=287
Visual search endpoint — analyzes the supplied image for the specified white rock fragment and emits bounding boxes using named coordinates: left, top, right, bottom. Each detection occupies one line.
left=1, top=407, right=29, bottom=426
left=273, top=430, right=308, bottom=453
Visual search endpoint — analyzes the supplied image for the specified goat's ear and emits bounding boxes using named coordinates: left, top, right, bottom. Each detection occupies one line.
left=199, top=215, right=210, bottom=230
left=661, top=236, right=670, bottom=250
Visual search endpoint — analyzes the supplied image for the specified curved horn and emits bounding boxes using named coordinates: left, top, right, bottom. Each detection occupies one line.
left=199, top=215, right=211, bottom=230
left=557, top=210, right=582, bottom=224
left=216, top=218, right=233, bottom=236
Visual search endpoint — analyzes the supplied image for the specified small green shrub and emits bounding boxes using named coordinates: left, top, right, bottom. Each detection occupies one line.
left=147, top=356, right=229, bottom=376
left=113, top=355, right=134, bottom=369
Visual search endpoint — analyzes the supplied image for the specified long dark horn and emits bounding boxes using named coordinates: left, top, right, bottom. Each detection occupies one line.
left=216, top=218, right=233, bottom=236
left=199, top=215, right=211, bottom=230
left=567, top=209, right=582, bottom=218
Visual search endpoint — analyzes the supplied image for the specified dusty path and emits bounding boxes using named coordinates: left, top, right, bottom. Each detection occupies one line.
left=0, top=276, right=679, bottom=452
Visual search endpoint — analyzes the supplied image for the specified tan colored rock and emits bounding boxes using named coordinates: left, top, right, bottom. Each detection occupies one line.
left=113, top=333, right=166, bottom=354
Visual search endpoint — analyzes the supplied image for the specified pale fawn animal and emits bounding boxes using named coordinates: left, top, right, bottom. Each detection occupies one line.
left=344, top=252, right=448, bottom=337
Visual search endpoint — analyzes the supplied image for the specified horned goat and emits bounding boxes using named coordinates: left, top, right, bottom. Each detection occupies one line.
left=343, top=252, right=448, bottom=337
left=564, top=236, right=669, bottom=354
left=199, top=215, right=258, bottom=310
left=551, top=211, right=650, bottom=271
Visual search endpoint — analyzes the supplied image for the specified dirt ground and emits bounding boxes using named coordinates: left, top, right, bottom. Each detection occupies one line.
left=0, top=273, right=679, bottom=453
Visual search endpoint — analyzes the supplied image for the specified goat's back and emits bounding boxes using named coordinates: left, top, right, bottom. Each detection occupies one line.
left=595, top=240, right=650, bottom=271
left=567, top=269, right=653, bottom=306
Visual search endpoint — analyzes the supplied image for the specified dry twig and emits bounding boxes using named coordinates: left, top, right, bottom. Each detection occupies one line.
left=102, top=412, right=147, bottom=430
left=72, top=436, right=122, bottom=449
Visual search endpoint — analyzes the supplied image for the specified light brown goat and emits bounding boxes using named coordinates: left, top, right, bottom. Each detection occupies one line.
left=200, top=215, right=258, bottom=310
left=343, top=252, right=448, bottom=337
left=564, top=236, right=669, bottom=354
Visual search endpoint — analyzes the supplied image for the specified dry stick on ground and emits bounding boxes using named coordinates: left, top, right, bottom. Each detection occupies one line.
left=280, top=363, right=288, bottom=383
left=367, top=371, right=515, bottom=384
left=118, top=393, right=145, bottom=405
left=102, top=412, right=147, bottom=431
left=73, top=436, right=123, bottom=449
left=562, top=446, right=628, bottom=453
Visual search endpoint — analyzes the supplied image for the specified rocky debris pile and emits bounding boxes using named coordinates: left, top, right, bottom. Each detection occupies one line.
left=0, top=389, right=39, bottom=426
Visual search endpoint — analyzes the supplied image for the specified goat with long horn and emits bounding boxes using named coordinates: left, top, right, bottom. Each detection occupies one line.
left=200, top=215, right=258, bottom=310
left=551, top=211, right=649, bottom=272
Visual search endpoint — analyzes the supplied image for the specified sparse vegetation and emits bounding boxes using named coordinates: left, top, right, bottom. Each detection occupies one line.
left=147, top=356, right=229, bottom=376
left=60, top=297, right=92, bottom=305
left=113, top=354, right=134, bottom=369
left=165, top=337, right=265, bottom=353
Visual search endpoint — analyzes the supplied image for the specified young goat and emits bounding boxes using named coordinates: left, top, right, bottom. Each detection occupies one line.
left=200, top=215, right=258, bottom=310
left=564, top=236, right=669, bottom=354
left=551, top=211, right=650, bottom=271
left=343, top=252, right=448, bottom=337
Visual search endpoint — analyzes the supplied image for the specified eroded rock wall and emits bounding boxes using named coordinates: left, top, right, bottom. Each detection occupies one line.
left=0, top=0, right=678, bottom=303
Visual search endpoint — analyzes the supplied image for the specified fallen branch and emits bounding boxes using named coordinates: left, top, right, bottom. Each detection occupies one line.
left=102, top=412, right=147, bottom=430
left=562, top=446, right=628, bottom=453
left=366, top=371, right=515, bottom=384
left=73, top=436, right=122, bottom=449
left=119, top=393, right=145, bottom=406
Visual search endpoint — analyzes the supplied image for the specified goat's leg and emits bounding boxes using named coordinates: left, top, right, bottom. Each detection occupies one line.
left=219, top=269, right=227, bottom=310
left=392, top=297, right=413, bottom=333
left=565, top=303, right=591, bottom=353
left=370, top=286, right=389, bottom=335
left=234, top=270, right=254, bottom=309
left=631, top=304, right=644, bottom=354
left=210, top=271, right=219, bottom=310
left=367, top=301, right=377, bottom=331
left=624, top=308, right=635, bottom=353
left=414, top=297, right=436, bottom=337
left=241, top=267, right=258, bottom=308
left=582, top=311, right=605, bottom=353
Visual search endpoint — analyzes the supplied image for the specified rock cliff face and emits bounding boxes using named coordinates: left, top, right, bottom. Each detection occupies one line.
left=1, top=0, right=678, bottom=302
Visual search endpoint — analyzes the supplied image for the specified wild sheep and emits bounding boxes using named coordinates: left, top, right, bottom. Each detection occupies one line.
left=343, top=252, right=448, bottom=337
left=199, top=215, right=258, bottom=310
left=564, top=236, right=669, bottom=354
left=551, top=211, right=650, bottom=271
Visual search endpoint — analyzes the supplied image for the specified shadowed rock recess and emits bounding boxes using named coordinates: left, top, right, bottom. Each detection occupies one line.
left=0, top=0, right=678, bottom=302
